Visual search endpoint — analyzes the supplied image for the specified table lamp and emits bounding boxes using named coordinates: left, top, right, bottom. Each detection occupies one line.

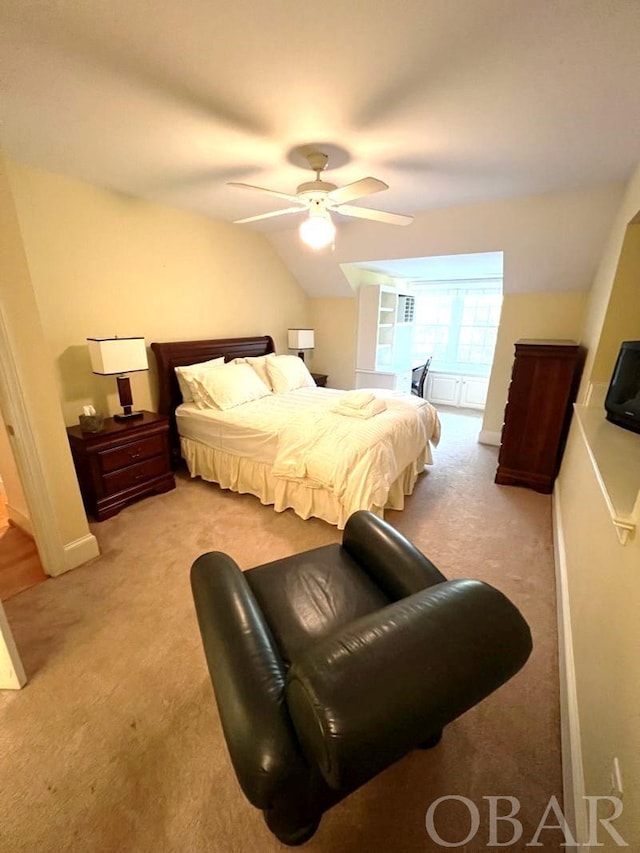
left=88, top=336, right=148, bottom=421
left=287, top=328, right=315, bottom=361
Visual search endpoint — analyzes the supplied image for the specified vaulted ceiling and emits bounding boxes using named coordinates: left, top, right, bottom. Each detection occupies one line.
left=2, top=0, right=639, bottom=292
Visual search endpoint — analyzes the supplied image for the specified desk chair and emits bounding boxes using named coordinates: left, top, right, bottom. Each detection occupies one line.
left=411, top=356, right=432, bottom=398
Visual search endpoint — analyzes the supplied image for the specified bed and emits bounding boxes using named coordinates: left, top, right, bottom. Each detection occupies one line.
left=151, top=335, right=440, bottom=528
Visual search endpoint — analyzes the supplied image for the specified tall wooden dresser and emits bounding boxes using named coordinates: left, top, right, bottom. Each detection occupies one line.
left=495, top=340, right=583, bottom=494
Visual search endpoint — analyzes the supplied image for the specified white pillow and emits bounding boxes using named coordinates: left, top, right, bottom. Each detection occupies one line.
left=175, top=358, right=226, bottom=403
left=191, top=362, right=272, bottom=410
left=266, top=354, right=316, bottom=394
left=237, top=355, right=274, bottom=390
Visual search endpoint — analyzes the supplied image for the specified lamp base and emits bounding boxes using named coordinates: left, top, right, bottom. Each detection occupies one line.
left=114, top=410, right=144, bottom=422
left=115, top=376, right=143, bottom=421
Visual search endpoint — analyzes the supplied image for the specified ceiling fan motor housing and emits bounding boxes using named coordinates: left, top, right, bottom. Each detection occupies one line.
left=296, top=181, right=337, bottom=199
left=229, top=148, right=413, bottom=228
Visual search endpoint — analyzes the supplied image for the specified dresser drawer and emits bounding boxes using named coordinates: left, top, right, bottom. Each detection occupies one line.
left=102, top=455, right=169, bottom=495
left=98, top=434, right=166, bottom=474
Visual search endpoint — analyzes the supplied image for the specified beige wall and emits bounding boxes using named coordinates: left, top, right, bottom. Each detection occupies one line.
left=556, top=159, right=640, bottom=846
left=310, top=298, right=357, bottom=390
left=557, top=428, right=640, bottom=848
left=314, top=269, right=401, bottom=391
left=483, top=291, right=587, bottom=434
left=312, top=285, right=589, bottom=420
left=7, top=160, right=311, bottom=424
left=3, top=156, right=311, bottom=575
left=578, top=166, right=640, bottom=399
left=270, top=183, right=624, bottom=298
left=272, top=182, right=622, bottom=426
left=0, top=153, right=98, bottom=574
left=590, top=223, right=640, bottom=384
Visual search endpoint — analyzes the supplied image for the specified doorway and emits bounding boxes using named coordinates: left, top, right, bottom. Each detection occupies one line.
left=0, top=495, right=47, bottom=601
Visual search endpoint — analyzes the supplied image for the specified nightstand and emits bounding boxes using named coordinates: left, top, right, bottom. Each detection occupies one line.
left=67, top=411, right=175, bottom=521
left=311, top=372, right=328, bottom=388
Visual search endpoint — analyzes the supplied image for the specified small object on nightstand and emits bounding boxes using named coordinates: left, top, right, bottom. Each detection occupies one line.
left=311, top=372, right=328, bottom=388
left=79, top=404, right=104, bottom=432
left=67, top=411, right=175, bottom=520
left=79, top=413, right=104, bottom=433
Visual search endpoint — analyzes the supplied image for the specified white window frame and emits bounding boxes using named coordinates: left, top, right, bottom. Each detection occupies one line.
left=412, top=278, right=503, bottom=377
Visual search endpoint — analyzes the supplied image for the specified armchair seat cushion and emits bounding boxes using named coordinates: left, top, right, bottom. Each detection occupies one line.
left=246, top=544, right=391, bottom=666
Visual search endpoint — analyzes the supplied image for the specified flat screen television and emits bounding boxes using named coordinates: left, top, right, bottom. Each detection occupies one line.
left=604, top=340, right=640, bottom=434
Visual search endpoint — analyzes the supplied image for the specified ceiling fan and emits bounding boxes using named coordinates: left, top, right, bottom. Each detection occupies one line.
left=228, top=150, right=413, bottom=249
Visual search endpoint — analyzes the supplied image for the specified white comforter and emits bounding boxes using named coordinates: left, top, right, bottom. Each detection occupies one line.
left=177, top=387, right=440, bottom=525
left=271, top=389, right=440, bottom=510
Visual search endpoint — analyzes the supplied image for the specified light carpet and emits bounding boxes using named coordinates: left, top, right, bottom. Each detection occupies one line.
left=0, top=409, right=563, bottom=851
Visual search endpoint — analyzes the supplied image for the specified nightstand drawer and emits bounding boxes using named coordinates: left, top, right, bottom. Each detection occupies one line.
left=99, top=434, right=166, bottom=474
left=102, top=455, right=169, bottom=495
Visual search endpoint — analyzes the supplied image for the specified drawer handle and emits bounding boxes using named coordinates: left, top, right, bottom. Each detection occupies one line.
left=134, top=473, right=146, bottom=481
left=129, top=451, right=141, bottom=459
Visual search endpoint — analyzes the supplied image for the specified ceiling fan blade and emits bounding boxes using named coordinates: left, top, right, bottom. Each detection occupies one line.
left=333, top=204, right=413, bottom=226
left=233, top=206, right=306, bottom=225
left=327, top=177, right=388, bottom=205
left=228, top=182, right=301, bottom=204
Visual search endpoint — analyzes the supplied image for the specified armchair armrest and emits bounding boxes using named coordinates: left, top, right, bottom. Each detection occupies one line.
left=342, top=510, right=447, bottom=599
left=285, top=578, right=532, bottom=792
left=190, top=552, right=308, bottom=808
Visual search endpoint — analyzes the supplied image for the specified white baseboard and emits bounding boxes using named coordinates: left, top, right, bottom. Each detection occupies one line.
left=552, top=483, right=589, bottom=851
left=7, top=504, right=34, bottom=537
left=5, top=515, right=99, bottom=578
left=478, top=429, right=501, bottom=446
left=62, top=533, right=100, bottom=575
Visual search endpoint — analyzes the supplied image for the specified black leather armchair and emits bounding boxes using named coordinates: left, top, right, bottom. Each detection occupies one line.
left=191, top=511, right=532, bottom=846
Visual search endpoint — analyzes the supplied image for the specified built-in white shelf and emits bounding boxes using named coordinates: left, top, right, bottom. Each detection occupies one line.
left=574, top=404, right=640, bottom=545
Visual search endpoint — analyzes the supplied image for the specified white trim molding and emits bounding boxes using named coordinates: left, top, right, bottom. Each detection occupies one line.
left=0, top=600, right=26, bottom=689
left=552, top=483, right=589, bottom=851
left=478, top=429, right=501, bottom=446
left=63, top=534, right=99, bottom=572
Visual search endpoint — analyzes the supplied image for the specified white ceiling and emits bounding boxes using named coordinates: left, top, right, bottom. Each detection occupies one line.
left=1, top=0, right=639, bottom=287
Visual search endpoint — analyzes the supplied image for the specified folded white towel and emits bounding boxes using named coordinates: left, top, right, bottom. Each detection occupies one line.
left=332, top=398, right=387, bottom=419
left=338, top=391, right=376, bottom=410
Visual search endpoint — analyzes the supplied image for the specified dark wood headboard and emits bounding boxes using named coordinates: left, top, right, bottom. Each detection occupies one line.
left=150, top=335, right=275, bottom=463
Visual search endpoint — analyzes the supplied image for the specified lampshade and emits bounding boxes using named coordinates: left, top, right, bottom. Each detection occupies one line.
left=88, top=337, right=148, bottom=375
left=299, top=211, right=336, bottom=250
left=287, top=329, right=315, bottom=351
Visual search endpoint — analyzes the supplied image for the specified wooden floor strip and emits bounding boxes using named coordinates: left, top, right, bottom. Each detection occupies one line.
left=0, top=498, right=47, bottom=601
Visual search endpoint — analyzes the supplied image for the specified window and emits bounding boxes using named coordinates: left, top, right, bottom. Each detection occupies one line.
left=412, top=280, right=502, bottom=376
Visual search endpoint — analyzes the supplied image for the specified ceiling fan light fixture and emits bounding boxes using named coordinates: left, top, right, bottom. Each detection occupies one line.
left=229, top=148, right=413, bottom=241
left=299, top=210, right=336, bottom=250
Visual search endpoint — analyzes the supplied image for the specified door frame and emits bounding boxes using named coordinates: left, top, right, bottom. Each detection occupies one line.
left=0, top=304, right=63, bottom=574
left=0, top=601, right=26, bottom=688
left=0, top=302, right=68, bottom=688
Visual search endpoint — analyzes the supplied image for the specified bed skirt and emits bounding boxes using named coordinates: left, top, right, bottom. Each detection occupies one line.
left=180, top=437, right=428, bottom=528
